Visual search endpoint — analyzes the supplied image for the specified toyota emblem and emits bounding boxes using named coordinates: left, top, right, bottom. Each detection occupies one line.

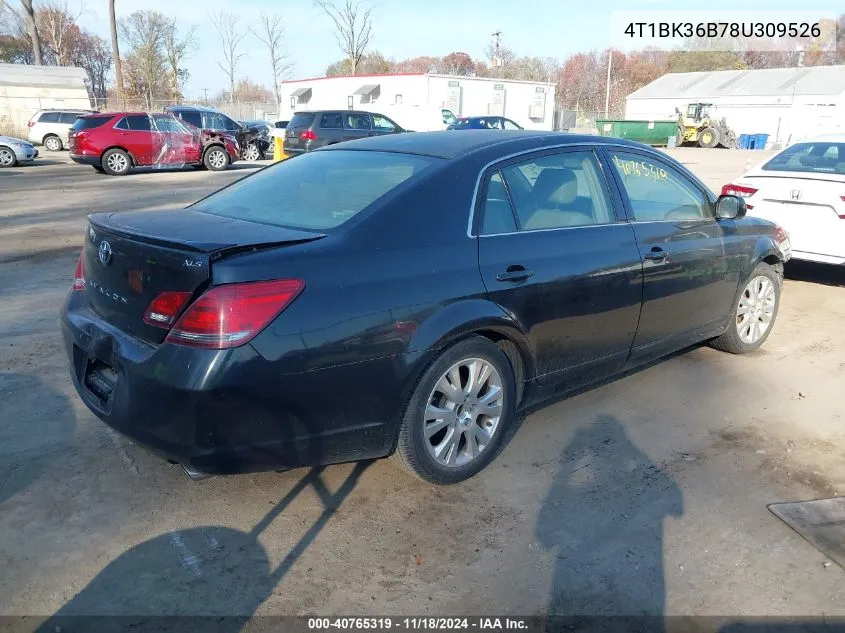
left=790, top=189, right=802, bottom=201
left=98, top=240, right=112, bottom=265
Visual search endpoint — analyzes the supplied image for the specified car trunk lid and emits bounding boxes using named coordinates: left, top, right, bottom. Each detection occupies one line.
left=83, top=209, right=325, bottom=344
left=284, top=113, right=316, bottom=149
left=741, top=173, right=845, bottom=257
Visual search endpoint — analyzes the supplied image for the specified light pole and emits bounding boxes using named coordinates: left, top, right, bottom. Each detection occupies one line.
left=604, top=50, right=612, bottom=118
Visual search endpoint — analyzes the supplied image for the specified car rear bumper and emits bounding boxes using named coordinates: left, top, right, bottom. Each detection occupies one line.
left=70, top=154, right=100, bottom=166
left=60, top=292, right=395, bottom=475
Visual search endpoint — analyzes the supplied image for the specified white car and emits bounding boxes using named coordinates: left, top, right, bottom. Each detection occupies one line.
left=27, top=108, right=95, bottom=151
left=722, top=134, right=845, bottom=265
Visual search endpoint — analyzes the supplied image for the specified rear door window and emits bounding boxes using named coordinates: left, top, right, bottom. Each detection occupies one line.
left=191, top=150, right=440, bottom=230
left=762, top=142, right=845, bottom=176
left=38, top=112, right=61, bottom=123
left=126, top=115, right=151, bottom=131
left=344, top=113, right=372, bottom=131
left=179, top=111, right=203, bottom=128
left=320, top=113, right=343, bottom=129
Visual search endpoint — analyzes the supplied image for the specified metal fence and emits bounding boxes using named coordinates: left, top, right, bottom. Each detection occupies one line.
left=88, top=98, right=280, bottom=122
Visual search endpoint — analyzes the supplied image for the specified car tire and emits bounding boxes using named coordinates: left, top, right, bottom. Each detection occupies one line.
left=242, top=142, right=262, bottom=162
left=44, top=135, right=63, bottom=151
left=698, top=127, right=720, bottom=148
left=391, top=336, right=516, bottom=485
left=102, top=148, right=131, bottom=176
left=709, top=262, right=781, bottom=355
left=0, top=147, right=17, bottom=168
left=204, top=146, right=230, bottom=171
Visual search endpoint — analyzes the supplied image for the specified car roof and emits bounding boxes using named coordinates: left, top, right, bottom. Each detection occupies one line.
left=36, top=108, right=94, bottom=112
left=80, top=112, right=148, bottom=118
left=322, top=130, right=650, bottom=160
left=166, top=105, right=217, bottom=112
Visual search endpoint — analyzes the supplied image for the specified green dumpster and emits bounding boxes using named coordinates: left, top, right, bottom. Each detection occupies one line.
left=596, top=119, right=678, bottom=146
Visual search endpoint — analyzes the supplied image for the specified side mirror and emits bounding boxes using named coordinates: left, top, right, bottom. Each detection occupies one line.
left=715, top=194, right=746, bottom=220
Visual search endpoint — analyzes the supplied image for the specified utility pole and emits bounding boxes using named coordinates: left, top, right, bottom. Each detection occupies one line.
left=604, top=50, right=613, bottom=118
left=491, top=31, right=502, bottom=77
left=203, top=88, right=209, bottom=104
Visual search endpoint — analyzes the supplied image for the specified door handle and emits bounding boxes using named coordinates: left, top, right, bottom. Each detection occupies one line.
left=643, top=247, right=667, bottom=262
left=496, top=266, right=535, bottom=283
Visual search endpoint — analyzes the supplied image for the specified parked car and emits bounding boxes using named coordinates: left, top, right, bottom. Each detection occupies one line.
left=0, top=135, right=38, bottom=167
left=447, top=116, right=523, bottom=130
left=165, top=105, right=265, bottom=161
left=61, top=131, right=790, bottom=485
left=283, top=110, right=406, bottom=157
left=27, top=108, right=97, bottom=151
left=68, top=112, right=239, bottom=176
left=238, top=119, right=274, bottom=160
left=722, top=134, right=845, bottom=265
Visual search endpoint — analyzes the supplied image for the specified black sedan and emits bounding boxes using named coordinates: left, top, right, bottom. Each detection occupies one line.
left=61, top=131, right=791, bottom=485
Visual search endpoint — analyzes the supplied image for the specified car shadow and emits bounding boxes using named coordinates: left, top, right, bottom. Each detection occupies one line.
left=26, top=461, right=371, bottom=633
left=785, top=260, right=845, bottom=288
left=535, top=415, right=682, bottom=630
left=0, top=372, right=77, bottom=505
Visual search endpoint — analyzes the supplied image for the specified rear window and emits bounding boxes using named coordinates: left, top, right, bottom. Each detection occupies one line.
left=762, top=142, right=845, bottom=176
left=289, top=113, right=315, bottom=129
left=191, top=150, right=440, bottom=230
left=72, top=116, right=111, bottom=130
left=38, top=112, right=61, bottom=123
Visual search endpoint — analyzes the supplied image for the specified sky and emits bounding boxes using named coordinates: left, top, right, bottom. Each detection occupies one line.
left=70, top=0, right=844, bottom=100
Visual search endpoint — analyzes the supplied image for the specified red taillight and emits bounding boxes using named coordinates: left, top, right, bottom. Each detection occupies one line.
left=774, top=225, right=789, bottom=244
left=300, top=130, right=317, bottom=141
left=143, top=291, right=193, bottom=328
left=27, top=120, right=36, bottom=128
left=166, top=279, right=305, bottom=349
left=721, top=184, right=758, bottom=198
left=72, top=253, right=85, bottom=291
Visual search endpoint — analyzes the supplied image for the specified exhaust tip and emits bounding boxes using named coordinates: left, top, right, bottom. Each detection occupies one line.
left=181, top=464, right=213, bottom=481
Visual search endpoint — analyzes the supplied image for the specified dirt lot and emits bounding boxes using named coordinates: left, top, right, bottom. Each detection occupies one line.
left=1, top=149, right=844, bottom=623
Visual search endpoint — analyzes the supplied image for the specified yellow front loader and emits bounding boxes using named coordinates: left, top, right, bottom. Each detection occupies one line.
left=677, top=103, right=737, bottom=149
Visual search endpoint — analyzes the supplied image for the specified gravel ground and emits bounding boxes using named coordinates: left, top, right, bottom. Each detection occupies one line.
left=0, top=149, right=843, bottom=625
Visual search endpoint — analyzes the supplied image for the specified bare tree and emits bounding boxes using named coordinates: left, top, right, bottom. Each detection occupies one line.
left=163, top=17, right=197, bottom=98
left=120, top=10, right=169, bottom=107
left=108, top=0, right=123, bottom=101
left=209, top=10, right=246, bottom=103
left=1, top=0, right=43, bottom=64
left=315, top=0, right=372, bottom=74
left=250, top=12, right=293, bottom=106
left=36, top=0, right=83, bottom=65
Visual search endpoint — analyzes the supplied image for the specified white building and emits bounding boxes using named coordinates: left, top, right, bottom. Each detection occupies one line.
left=625, top=65, right=845, bottom=146
left=0, top=63, right=91, bottom=132
left=279, top=73, right=556, bottom=131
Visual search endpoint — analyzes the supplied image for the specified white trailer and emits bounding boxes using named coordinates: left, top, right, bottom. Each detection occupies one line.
left=279, top=73, right=556, bottom=132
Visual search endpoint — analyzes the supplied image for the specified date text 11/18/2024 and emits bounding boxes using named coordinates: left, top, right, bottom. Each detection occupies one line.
left=307, top=617, right=529, bottom=630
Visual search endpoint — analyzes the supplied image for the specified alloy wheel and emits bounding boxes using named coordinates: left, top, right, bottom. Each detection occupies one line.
left=45, top=137, right=61, bottom=151
left=0, top=149, right=14, bottom=166
left=107, top=152, right=129, bottom=173
left=736, top=275, right=776, bottom=344
left=243, top=143, right=260, bottom=161
left=424, top=358, right=504, bottom=468
left=208, top=150, right=227, bottom=169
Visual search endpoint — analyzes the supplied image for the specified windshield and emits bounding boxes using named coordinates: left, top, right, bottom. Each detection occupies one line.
left=191, top=150, right=441, bottom=230
left=762, top=142, right=845, bottom=176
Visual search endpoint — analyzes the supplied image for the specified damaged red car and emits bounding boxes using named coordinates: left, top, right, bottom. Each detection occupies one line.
left=69, top=112, right=240, bottom=176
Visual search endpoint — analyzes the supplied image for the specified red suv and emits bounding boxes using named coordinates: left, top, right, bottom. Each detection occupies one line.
left=69, top=112, right=240, bottom=176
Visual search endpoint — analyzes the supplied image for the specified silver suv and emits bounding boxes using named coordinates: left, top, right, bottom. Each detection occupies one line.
left=27, top=109, right=95, bottom=151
